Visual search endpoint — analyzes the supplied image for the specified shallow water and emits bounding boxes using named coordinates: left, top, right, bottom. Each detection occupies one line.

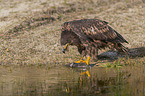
left=0, top=64, right=145, bottom=96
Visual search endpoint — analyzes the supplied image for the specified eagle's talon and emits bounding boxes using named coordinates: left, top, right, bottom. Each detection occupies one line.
left=74, top=56, right=90, bottom=65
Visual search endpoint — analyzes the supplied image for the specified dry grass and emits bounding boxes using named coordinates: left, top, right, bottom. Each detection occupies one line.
left=0, top=0, right=144, bottom=66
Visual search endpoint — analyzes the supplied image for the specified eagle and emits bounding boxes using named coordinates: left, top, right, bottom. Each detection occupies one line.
left=61, top=19, right=128, bottom=65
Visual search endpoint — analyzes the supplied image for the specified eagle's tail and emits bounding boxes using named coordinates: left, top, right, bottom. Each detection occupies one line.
left=116, top=43, right=129, bottom=55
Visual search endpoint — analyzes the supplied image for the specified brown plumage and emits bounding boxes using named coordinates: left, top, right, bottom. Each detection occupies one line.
left=61, top=19, right=128, bottom=59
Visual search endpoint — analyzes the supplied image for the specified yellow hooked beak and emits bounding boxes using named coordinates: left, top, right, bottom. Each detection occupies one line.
left=62, top=43, right=69, bottom=53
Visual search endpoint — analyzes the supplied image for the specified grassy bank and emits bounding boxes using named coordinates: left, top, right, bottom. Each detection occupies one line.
left=0, top=0, right=144, bottom=66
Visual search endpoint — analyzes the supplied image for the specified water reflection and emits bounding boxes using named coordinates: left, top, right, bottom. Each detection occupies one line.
left=0, top=65, right=145, bottom=96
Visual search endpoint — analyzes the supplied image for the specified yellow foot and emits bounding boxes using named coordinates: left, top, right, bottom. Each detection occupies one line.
left=74, top=56, right=90, bottom=65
